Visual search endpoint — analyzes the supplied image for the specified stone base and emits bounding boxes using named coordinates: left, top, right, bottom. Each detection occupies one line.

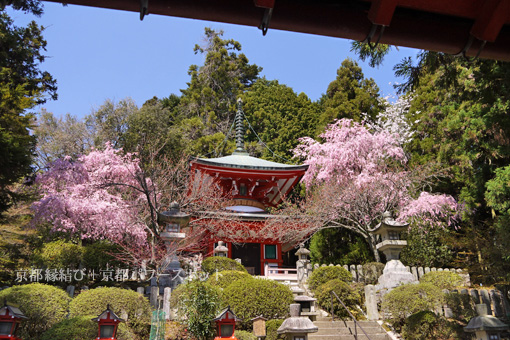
left=376, top=260, right=417, bottom=290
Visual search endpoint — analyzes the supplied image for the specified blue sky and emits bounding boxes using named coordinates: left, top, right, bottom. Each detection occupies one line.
left=8, top=2, right=419, bottom=118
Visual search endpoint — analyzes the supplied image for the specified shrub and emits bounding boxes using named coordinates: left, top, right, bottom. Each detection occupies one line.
left=82, top=241, right=122, bottom=272
left=207, top=270, right=253, bottom=289
left=381, top=283, right=445, bottom=329
left=419, top=271, right=464, bottom=290
left=40, top=316, right=95, bottom=340
left=69, top=287, right=151, bottom=339
left=314, top=279, right=362, bottom=318
left=32, top=240, right=83, bottom=269
left=222, top=277, right=294, bottom=327
left=0, top=283, right=71, bottom=340
left=362, top=262, right=385, bottom=284
left=445, top=292, right=476, bottom=323
left=308, top=266, right=352, bottom=292
left=265, top=319, right=285, bottom=340
left=235, top=330, right=258, bottom=340
left=201, top=256, right=247, bottom=275
left=173, top=280, right=222, bottom=340
left=402, top=311, right=462, bottom=340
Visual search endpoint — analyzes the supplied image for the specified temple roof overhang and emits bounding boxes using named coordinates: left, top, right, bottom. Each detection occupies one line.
left=45, top=0, right=510, bottom=61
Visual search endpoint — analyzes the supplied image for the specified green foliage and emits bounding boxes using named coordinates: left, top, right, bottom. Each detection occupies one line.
left=0, top=10, right=57, bottom=212
left=206, top=269, right=253, bottom=289
left=402, top=311, right=462, bottom=340
left=179, top=27, right=261, bottom=155
left=419, top=271, right=464, bottom=290
left=350, top=42, right=392, bottom=68
left=201, top=256, right=247, bottom=275
left=405, top=57, right=510, bottom=283
left=362, top=262, right=385, bottom=284
left=242, top=78, right=321, bottom=162
left=310, top=228, right=373, bottom=265
left=381, top=283, right=445, bottom=328
left=400, top=225, right=454, bottom=268
left=318, top=58, right=383, bottom=130
left=235, top=330, right=257, bottom=340
left=173, top=280, right=222, bottom=340
left=40, top=316, right=96, bottom=340
left=32, top=239, right=83, bottom=269
left=82, top=241, right=122, bottom=272
left=222, top=277, right=293, bottom=326
left=308, top=265, right=352, bottom=292
left=265, top=319, right=285, bottom=340
left=0, top=283, right=70, bottom=340
left=445, top=292, right=476, bottom=323
left=69, top=287, right=151, bottom=338
left=314, top=279, right=362, bottom=318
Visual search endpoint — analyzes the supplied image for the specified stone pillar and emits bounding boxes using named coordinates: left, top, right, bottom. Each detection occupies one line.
left=163, top=287, right=172, bottom=320
left=470, top=289, right=480, bottom=304
left=411, top=267, right=418, bottom=281
left=364, top=285, right=379, bottom=320
left=137, top=286, right=145, bottom=295
left=491, top=290, right=504, bottom=317
left=150, top=286, right=159, bottom=308
left=480, top=290, right=492, bottom=315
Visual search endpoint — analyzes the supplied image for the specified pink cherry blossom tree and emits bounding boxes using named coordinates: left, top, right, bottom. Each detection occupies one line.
left=291, top=119, right=459, bottom=262
left=31, top=143, right=227, bottom=272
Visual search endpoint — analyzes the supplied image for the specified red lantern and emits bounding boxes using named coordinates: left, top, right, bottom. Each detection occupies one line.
left=213, top=307, right=242, bottom=340
left=0, top=300, right=27, bottom=340
left=91, top=304, right=124, bottom=340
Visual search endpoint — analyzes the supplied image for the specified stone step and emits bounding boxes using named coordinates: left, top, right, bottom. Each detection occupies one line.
left=311, top=320, right=390, bottom=340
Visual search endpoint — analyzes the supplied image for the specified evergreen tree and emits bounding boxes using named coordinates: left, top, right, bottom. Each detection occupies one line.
left=178, top=28, right=261, bottom=156
left=318, top=58, right=383, bottom=131
left=0, top=3, right=57, bottom=212
left=242, top=78, right=321, bottom=162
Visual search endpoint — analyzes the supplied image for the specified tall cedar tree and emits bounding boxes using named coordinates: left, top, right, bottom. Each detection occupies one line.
left=178, top=28, right=261, bottom=156
left=0, top=3, right=57, bottom=213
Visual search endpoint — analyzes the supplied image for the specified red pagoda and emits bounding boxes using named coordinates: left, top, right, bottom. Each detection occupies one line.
left=190, top=99, right=308, bottom=275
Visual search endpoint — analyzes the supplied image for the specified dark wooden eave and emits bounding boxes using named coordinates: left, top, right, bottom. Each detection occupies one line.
left=43, top=0, right=510, bottom=61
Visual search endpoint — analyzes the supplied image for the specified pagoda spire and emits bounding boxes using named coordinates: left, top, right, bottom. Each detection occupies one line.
left=234, top=98, right=248, bottom=155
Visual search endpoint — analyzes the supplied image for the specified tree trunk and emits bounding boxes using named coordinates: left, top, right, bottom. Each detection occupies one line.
left=368, top=233, right=381, bottom=263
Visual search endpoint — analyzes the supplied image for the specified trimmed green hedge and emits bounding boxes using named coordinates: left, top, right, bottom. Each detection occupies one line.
left=265, top=319, right=285, bottom=340
left=235, top=330, right=258, bottom=340
left=308, top=266, right=352, bottom=292
left=402, top=311, right=462, bottom=340
left=40, top=316, right=137, bottom=340
left=69, top=287, right=151, bottom=338
left=0, top=283, right=71, bottom=340
left=207, top=270, right=253, bottom=289
left=40, top=316, right=96, bottom=340
left=201, top=256, right=247, bottom=275
left=314, top=279, right=361, bottom=318
left=382, top=283, right=445, bottom=329
left=419, top=271, right=464, bottom=290
left=222, top=277, right=293, bottom=327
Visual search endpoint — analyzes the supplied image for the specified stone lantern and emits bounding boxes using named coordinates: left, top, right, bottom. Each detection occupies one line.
left=295, top=244, right=312, bottom=287
left=277, top=304, right=318, bottom=340
left=214, top=241, right=229, bottom=257
left=213, top=306, right=241, bottom=340
left=371, top=211, right=416, bottom=290
left=464, top=304, right=509, bottom=340
left=157, top=202, right=190, bottom=289
left=91, top=304, right=124, bottom=340
left=293, top=296, right=318, bottom=321
left=0, top=300, right=27, bottom=340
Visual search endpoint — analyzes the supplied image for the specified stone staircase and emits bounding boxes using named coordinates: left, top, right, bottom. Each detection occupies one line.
left=309, top=317, right=390, bottom=340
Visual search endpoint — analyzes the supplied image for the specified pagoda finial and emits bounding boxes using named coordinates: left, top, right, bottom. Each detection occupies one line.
left=234, top=98, right=247, bottom=155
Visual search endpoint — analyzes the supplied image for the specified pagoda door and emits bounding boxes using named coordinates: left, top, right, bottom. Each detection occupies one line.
left=231, top=243, right=261, bottom=275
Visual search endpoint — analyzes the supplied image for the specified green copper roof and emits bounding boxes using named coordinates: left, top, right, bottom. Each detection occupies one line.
left=195, top=153, right=308, bottom=171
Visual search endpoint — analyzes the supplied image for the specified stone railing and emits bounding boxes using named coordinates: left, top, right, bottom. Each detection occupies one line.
left=312, top=263, right=470, bottom=286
